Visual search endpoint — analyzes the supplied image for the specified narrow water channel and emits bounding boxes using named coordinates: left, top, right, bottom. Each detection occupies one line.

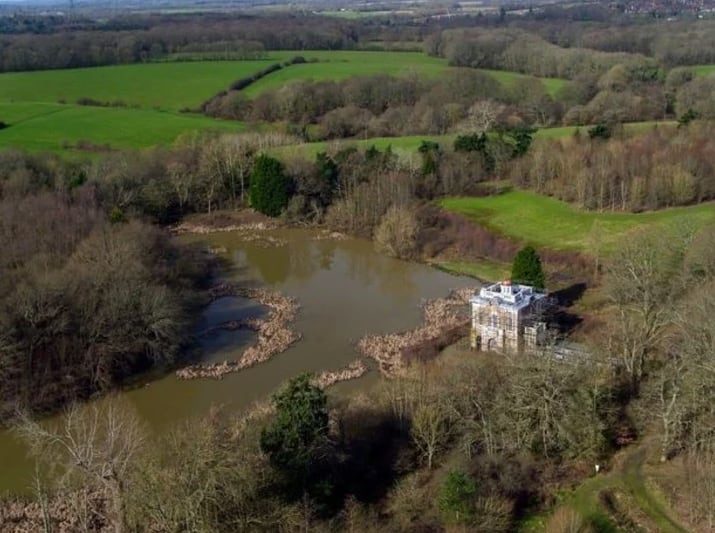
left=0, top=228, right=475, bottom=494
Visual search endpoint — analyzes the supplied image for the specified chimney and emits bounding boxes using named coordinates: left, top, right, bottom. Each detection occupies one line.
left=502, top=279, right=512, bottom=295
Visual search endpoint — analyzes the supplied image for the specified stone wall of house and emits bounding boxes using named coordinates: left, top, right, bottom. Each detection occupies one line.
left=472, top=300, right=523, bottom=352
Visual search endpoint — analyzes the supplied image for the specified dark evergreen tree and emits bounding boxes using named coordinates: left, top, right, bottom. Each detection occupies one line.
left=454, top=132, right=488, bottom=153
left=418, top=140, right=441, bottom=176
left=249, top=154, right=290, bottom=217
left=260, top=373, right=329, bottom=499
left=677, top=108, right=699, bottom=128
left=507, top=126, right=537, bottom=157
left=512, top=245, right=546, bottom=289
left=588, top=123, right=611, bottom=140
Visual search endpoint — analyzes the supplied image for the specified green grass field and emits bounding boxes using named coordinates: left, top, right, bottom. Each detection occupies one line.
left=0, top=51, right=567, bottom=154
left=242, top=51, right=450, bottom=97
left=244, top=51, right=567, bottom=98
left=0, top=60, right=280, bottom=111
left=439, top=190, right=715, bottom=254
left=0, top=102, right=242, bottom=153
left=692, top=64, right=715, bottom=77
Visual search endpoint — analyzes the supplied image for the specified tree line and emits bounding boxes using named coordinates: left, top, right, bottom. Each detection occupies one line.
left=0, top=13, right=373, bottom=72
left=204, top=59, right=711, bottom=139
left=204, top=70, right=566, bottom=136
left=508, top=121, right=715, bottom=211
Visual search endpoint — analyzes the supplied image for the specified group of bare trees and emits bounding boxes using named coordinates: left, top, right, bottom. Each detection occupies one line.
left=509, top=122, right=715, bottom=211
left=603, top=221, right=715, bottom=462
left=205, top=69, right=558, bottom=138
left=13, top=339, right=616, bottom=532
left=0, top=189, right=209, bottom=421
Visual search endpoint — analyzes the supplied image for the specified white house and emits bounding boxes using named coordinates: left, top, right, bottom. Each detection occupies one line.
left=470, top=280, right=547, bottom=353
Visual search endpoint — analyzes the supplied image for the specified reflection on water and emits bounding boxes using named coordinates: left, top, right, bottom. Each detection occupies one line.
left=0, top=228, right=474, bottom=494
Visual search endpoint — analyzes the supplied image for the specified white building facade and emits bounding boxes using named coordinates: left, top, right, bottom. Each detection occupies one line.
left=470, top=281, right=547, bottom=353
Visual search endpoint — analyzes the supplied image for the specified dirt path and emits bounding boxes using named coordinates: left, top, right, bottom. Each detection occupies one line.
left=541, top=444, right=691, bottom=533
left=618, top=447, right=689, bottom=533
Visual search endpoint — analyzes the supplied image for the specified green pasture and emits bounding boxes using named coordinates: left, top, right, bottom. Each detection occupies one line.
left=0, top=60, right=279, bottom=111
left=477, top=68, right=568, bottom=96
left=0, top=102, right=242, bottom=153
left=241, top=51, right=451, bottom=97
left=439, top=190, right=715, bottom=254
left=692, top=64, right=715, bottom=77
left=244, top=51, right=567, bottom=98
left=0, top=50, right=570, bottom=153
left=0, top=53, right=566, bottom=109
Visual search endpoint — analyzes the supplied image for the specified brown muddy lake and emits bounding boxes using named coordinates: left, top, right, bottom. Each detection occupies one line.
left=0, top=228, right=475, bottom=494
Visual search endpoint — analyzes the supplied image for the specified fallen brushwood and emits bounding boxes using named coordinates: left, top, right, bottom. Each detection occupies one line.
left=312, top=359, right=368, bottom=389
left=357, top=287, right=477, bottom=377
left=177, top=285, right=301, bottom=380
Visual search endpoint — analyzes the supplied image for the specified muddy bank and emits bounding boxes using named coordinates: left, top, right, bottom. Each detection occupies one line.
left=177, top=284, right=301, bottom=380
left=358, top=287, right=477, bottom=377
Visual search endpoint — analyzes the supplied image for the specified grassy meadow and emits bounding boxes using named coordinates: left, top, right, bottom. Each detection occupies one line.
left=0, top=60, right=271, bottom=152
left=0, top=102, right=243, bottom=152
left=439, top=190, right=715, bottom=254
left=0, top=60, right=279, bottom=111
left=244, top=51, right=567, bottom=98
left=692, top=64, right=715, bottom=77
left=0, top=50, right=567, bottom=154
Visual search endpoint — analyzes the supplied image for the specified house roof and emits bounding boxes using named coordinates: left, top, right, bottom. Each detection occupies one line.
left=470, top=281, right=546, bottom=311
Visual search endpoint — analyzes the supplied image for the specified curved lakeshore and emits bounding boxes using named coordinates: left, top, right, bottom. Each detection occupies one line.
left=177, top=285, right=301, bottom=380
left=358, top=286, right=476, bottom=377
left=0, top=228, right=476, bottom=495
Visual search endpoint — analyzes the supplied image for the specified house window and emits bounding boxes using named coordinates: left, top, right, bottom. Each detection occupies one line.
left=506, top=316, right=513, bottom=329
left=490, top=314, right=497, bottom=327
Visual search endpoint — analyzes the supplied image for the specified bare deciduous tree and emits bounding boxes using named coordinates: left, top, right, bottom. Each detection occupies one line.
left=18, top=398, right=145, bottom=533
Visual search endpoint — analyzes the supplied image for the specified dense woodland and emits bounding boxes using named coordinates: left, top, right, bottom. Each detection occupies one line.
left=205, top=65, right=711, bottom=135
left=0, top=189, right=210, bottom=421
left=0, top=9, right=714, bottom=73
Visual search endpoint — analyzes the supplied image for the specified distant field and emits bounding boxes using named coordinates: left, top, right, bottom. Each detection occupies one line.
left=477, top=68, right=568, bottom=96
left=0, top=61, right=279, bottom=111
left=0, top=51, right=566, bottom=153
left=0, top=52, right=564, bottom=110
left=0, top=102, right=242, bottom=153
left=242, top=51, right=450, bottom=97
left=244, top=52, right=567, bottom=98
left=692, top=64, right=715, bottom=77
left=439, top=190, right=715, bottom=254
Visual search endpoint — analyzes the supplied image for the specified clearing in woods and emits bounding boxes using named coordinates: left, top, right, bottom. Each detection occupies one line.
left=439, top=189, right=715, bottom=254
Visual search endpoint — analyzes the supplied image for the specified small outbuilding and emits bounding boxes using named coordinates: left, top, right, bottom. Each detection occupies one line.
left=470, top=280, right=547, bottom=353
